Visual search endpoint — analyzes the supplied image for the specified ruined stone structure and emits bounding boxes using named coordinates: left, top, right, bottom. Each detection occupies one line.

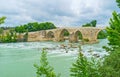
left=27, top=27, right=105, bottom=43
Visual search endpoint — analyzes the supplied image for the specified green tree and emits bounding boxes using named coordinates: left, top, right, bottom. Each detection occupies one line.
left=105, top=11, right=120, bottom=51
left=9, top=29, right=17, bottom=42
left=82, top=23, right=91, bottom=27
left=100, top=48, right=120, bottom=77
left=34, top=49, right=60, bottom=77
left=70, top=52, right=89, bottom=77
left=70, top=51, right=101, bottom=77
left=82, top=20, right=97, bottom=27
left=15, top=22, right=56, bottom=33
left=0, top=29, right=17, bottom=43
left=116, top=0, right=120, bottom=8
left=90, top=20, right=97, bottom=27
left=0, top=28, right=3, bottom=34
left=0, top=16, right=6, bottom=25
left=97, top=30, right=107, bottom=39
left=100, top=1, right=120, bottom=76
left=15, top=25, right=26, bottom=33
left=0, top=16, right=6, bottom=41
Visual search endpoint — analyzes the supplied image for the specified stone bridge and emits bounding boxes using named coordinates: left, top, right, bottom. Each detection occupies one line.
left=27, top=27, right=105, bottom=43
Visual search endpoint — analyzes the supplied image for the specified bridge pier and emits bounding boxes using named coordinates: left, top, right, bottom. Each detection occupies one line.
left=80, top=28, right=101, bottom=44
left=69, top=33, right=79, bottom=43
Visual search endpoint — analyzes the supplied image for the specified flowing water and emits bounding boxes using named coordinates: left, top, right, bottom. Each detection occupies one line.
left=0, top=39, right=108, bottom=77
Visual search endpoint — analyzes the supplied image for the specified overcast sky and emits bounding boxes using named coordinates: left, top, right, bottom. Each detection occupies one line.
left=0, top=0, right=119, bottom=27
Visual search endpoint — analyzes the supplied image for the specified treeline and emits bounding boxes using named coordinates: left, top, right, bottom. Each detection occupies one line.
left=0, top=17, right=56, bottom=43
left=15, top=22, right=56, bottom=33
left=82, top=20, right=97, bottom=27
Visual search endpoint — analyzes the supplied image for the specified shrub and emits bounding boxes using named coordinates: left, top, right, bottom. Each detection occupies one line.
left=70, top=51, right=101, bottom=77
left=99, top=48, right=120, bottom=77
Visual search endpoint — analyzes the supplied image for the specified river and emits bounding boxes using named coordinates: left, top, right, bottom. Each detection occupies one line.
left=0, top=39, right=108, bottom=77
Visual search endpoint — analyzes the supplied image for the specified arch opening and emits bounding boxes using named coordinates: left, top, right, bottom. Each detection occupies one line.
left=74, top=30, right=83, bottom=42
left=46, top=31, right=54, bottom=40
left=59, top=29, right=70, bottom=42
left=97, top=30, right=107, bottom=39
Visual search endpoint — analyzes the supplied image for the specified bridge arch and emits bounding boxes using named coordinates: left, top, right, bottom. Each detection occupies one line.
left=68, top=30, right=83, bottom=43
left=46, top=31, right=54, bottom=40
left=59, top=29, right=70, bottom=41
left=97, top=30, right=107, bottom=39
left=71, top=30, right=83, bottom=42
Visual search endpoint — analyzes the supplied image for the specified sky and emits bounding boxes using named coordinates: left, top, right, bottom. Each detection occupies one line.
left=0, top=0, right=119, bottom=27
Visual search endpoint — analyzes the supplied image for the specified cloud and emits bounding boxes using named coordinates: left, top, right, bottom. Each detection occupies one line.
left=0, top=0, right=119, bottom=27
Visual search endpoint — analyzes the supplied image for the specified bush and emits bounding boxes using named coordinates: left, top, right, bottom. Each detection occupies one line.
left=83, top=38, right=89, bottom=42
left=100, top=48, right=120, bottom=77
left=0, top=29, right=17, bottom=43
